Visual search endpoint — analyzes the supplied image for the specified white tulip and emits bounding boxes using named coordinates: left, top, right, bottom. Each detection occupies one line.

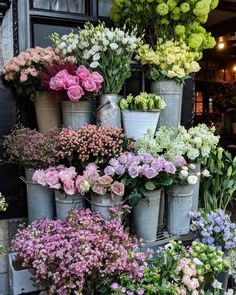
left=201, top=169, right=211, bottom=177
left=110, top=43, right=119, bottom=50
left=93, top=53, right=100, bottom=61
left=90, top=61, right=99, bottom=68
left=187, top=175, right=198, bottom=185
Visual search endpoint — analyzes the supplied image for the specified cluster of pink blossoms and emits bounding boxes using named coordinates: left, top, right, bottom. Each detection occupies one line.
left=49, top=65, right=103, bottom=102
left=12, top=209, right=146, bottom=294
left=55, top=125, right=127, bottom=165
left=3, top=46, right=60, bottom=82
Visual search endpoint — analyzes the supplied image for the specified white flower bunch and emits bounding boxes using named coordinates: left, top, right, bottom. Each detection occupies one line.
left=50, top=32, right=79, bottom=55
left=0, top=193, right=8, bottom=212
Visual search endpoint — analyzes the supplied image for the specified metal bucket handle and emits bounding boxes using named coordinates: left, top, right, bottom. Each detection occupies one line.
left=19, top=176, right=34, bottom=185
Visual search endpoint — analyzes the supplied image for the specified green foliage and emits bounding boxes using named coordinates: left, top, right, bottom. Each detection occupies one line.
left=201, top=147, right=236, bottom=211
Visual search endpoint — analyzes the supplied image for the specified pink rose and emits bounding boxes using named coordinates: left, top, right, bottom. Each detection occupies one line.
left=55, top=69, right=69, bottom=81
left=85, top=163, right=99, bottom=173
left=84, top=170, right=100, bottom=184
left=63, top=179, right=76, bottom=195
left=76, top=66, right=90, bottom=80
left=56, top=165, right=66, bottom=172
left=92, top=183, right=107, bottom=196
left=67, top=85, right=84, bottom=102
left=20, top=74, right=28, bottom=82
left=45, top=167, right=60, bottom=188
left=97, top=175, right=113, bottom=187
left=75, top=175, right=90, bottom=195
left=64, top=75, right=79, bottom=90
left=90, top=71, right=104, bottom=83
left=110, top=181, right=125, bottom=198
left=49, top=77, right=64, bottom=90
left=32, top=170, right=47, bottom=186
left=58, top=167, right=77, bottom=182
left=82, top=75, right=97, bottom=93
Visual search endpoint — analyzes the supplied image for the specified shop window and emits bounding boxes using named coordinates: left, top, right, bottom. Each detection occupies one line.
left=32, top=0, right=86, bottom=14
left=98, top=0, right=112, bottom=17
left=194, top=92, right=203, bottom=115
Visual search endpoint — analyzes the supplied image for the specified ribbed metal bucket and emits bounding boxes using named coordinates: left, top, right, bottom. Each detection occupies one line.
left=91, top=194, right=123, bottom=220
left=122, top=110, right=160, bottom=140
left=96, top=94, right=121, bottom=128
left=55, top=190, right=86, bottom=220
left=35, top=91, right=61, bottom=132
left=133, top=189, right=161, bottom=242
left=62, top=100, right=92, bottom=129
left=167, top=185, right=193, bottom=235
left=23, top=169, right=55, bottom=224
left=190, top=163, right=201, bottom=211
left=151, top=80, right=183, bottom=131
left=158, top=188, right=165, bottom=232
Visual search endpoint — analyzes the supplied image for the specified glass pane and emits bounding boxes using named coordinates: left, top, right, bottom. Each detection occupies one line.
left=33, top=0, right=85, bottom=14
left=98, top=0, right=113, bottom=17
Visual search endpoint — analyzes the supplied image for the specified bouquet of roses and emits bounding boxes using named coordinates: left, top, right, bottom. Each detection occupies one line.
left=49, top=65, right=103, bottom=102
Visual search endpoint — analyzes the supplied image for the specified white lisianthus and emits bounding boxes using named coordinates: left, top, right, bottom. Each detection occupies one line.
left=188, top=163, right=196, bottom=170
left=187, top=175, right=198, bottom=185
left=102, top=38, right=109, bottom=46
left=83, top=50, right=90, bottom=60
left=93, top=53, right=100, bottom=61
left=212, top=279, right=222, bottom=290
left=201, top=169, right=211, bottom=177
left=122, top=38, right=128, bottom=45
left=90, top=61, right=99, bottom=68
left=106, top=31, right=114, bottom=40
left=81, top=41, right=89, bottom=48
left=181, top=166, right=188, bottom=171
left=92, top=45, right=101, bottom=52
left=180, top=170, right=188, bottom=178
left=57, top=42, right=66, bottom=49
left=110, top=43, right=119, bottom=50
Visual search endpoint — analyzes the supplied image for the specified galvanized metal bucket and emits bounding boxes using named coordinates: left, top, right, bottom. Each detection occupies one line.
left=90, top=194, right=123, bottom=220
left=62, top=100, right=93, bottom=129
left=55, top=190, right=86, bottom=220
left=122, top=110, right=160, bottom=140
left=158, top=188, right=165, bottom=232
left=167, top=185, right=193, bottom=235
left=151, top=80, right=183, bottom=132
left=96, top=94, right=121, bottom=128
left=21, top=169, right=55, bottom=224
left=132, top=189, right=161, bottom=242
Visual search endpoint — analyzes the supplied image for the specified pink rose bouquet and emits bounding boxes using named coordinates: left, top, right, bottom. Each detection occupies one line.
left=49, top=65, right=103, bottom=102
left=32, top=166, right=80, bottom=196
left=76, top=163, right=125, bottom=199
left=3, top=46, right=63, bottom=99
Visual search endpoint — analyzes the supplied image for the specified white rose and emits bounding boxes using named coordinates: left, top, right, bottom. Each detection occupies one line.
left=122, top=38, right=128, bottom=45
left=188, top=163, right=196, bottom=170
left=110, top=43, right=119, bottom=50
left=90, top=61, right=99, bottom=68
left=187, top=175, right=198, bottom=185
left=201, top=169, right=211, bottom=177
left=102, top=38, right=109, bottom=46
left=181, top=166, right=188, bottom=171
left=180, top=170, right=188, bottom=178
left=93, top=53, right=100, bottom=61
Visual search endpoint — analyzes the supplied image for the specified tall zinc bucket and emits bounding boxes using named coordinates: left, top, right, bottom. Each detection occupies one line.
left=62, top=100, right=93, bottom=129
left=133, top=189, right=161, bottom=242
left=151, top=80, right=183, bottom=131
left=122, top=110, right=160, bottom=140
left=96, top=94, right=121, bottom=128
left=91, top=194, right=123, bottom=220
left=35, top=91, right=61, bottom=132
left=55, top=190, right=86, bottom=220
left=158, top=188, right=165, bottom=232
left=167, top=185, right=193, bottom=235
left=22, top=169, right=55, bottom=224
left=190, top=163, right=201, bottom=211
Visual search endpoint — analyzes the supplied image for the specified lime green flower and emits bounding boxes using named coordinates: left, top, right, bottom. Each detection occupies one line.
left=210, top=0, right=219, bottom=10
left=193, top=0, right=211, bottom=17
left=156, top=3, right=169, bottom=16
left=175, top=25, right=185, bottom=36
left=167, top=0, right=177, bottom=9
left=180, top=2, right=190, bottom=13
left=188, top=33, right=203, bottom=49
left=204, top=35, right=216, bottom=49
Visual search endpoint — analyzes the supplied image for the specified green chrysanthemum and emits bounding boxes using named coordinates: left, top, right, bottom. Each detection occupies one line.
left=188, top=33, right=203, bottom=49
left=180, top=2, right=190, bottom=13
left=156, top=3, right=169, bottom=15
left=175, top=25, right=186, bottom=36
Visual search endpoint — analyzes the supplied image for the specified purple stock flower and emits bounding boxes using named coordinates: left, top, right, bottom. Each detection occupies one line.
left=172, top=155, right=187, bottom=167
left=142, top=153, right=154, bottom=164
left=115, top=164, right=126, bottom=176
left=163, top=161, right=176, bottom=174
left=104, top=165, right=115, bottom=176
left=151, top=157, right=165, bottom=172
left=128, top=165, right=140, bottom=178
left=142, top=167, right=158, bottom=179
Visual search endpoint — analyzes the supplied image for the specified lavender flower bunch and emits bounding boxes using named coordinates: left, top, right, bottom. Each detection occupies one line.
left=190, top=209, right=236, bottom=252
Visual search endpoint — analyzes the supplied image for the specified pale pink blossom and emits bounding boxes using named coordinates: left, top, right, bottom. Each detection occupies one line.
left=63, top=179, right=76, bottom=195
left=67, top=85, right=84, bottom=102
left=32, top=170, right=47, bottom=186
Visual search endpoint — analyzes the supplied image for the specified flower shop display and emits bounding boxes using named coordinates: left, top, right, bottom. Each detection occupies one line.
left=190, top=209, right=236, bottom=252
left=50, top=23, right=141, bottom=128
left=201, top=147, right=236, bottom=212
left=32, top=166, right=86, bottom=220
left=49, top=65, right=103, bottom=129
left=2, top=47, right=64, bottom=131
left=110, top=240, right=229, bottom=295
left=11, top=209, right=145, bottom=295
left=76, top=163, right=125, bottom=220
left=119, top=92, right=166, bottom=139
left=104, top=152, right=181, bottom=242
left=0, top=192, right=8, bottom=212
left=55, top=125, right=129, bottom=170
